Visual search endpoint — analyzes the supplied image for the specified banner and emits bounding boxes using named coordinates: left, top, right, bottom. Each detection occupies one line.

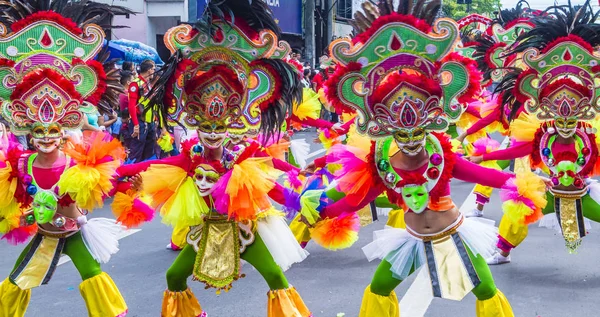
left=197, top=0, right=303, bottom=35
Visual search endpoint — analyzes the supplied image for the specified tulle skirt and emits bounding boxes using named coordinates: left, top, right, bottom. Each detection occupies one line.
left=257, top=216, right=309, bottom=271
left=362, top=217, right=497, bottom=281
left=79, top=216, right=123, bottom=264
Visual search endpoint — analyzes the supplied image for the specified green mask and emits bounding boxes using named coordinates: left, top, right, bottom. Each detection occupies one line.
left=556, top=160, right=576, bottom=187
left=401, top=184, right=429, bottom=213
left=32, top=190, right=58, bottom=224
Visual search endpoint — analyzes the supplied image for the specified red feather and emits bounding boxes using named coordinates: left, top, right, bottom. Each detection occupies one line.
left=12, top=11, right=82, bottom=35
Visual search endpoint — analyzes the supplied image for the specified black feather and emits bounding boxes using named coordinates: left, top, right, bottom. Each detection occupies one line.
left=194, top=0, right=280, bottom=39
left=493, top=67, right=523, bottom=121
left=143, top=51, right=183, bottom=130
left=254, top=58, right=303, bottom=142
left=511, top=0, right=600, bottom=54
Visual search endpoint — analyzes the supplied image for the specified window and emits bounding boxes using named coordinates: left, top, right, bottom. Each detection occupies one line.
left=336, top=0, right=353, bottom=20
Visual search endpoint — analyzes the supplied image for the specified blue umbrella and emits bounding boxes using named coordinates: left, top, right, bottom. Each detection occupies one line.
left=103, top=39, right=164, bottom=65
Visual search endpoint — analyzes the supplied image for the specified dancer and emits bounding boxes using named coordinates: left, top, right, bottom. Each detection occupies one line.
left=298, top=1, right=547, bottom=316
left=0, top=1, right=135, bottom=316
left=467, top=1, right=600, bottom=261
left=118, top=1, right=311, bottom=316
left=454, top=4, right=535, bottom=218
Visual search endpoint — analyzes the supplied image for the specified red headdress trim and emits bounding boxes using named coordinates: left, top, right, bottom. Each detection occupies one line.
left=12, top=11, right=82, bottom=35
left=440, top=52, right=482, bottom=103
left=11, top=68, right=81, bottom=101
left=542, top=34, right=593, bottom=54
left=323, top=62, right=362, bottom=114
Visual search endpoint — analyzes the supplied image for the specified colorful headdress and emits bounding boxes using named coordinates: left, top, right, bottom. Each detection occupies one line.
left=0, top=1, right=129, bottom=136
left=155, top=0, right=302, bottom=137
left=468, top=1, right=534, bottom=84
left=508, top=2, right=600, bottom=121
left=324, top=0, right=481, bottom=138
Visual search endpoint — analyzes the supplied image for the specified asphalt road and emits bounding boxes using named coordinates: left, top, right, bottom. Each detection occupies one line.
left=2, top=132, right=600, bottom=317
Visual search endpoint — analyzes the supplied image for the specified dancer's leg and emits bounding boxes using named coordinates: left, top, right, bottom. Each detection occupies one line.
left=63, top=232, right=128, bottom=317
left=162, top=245, right=204, bottom=317
left=242, top=233, right=310, bottom=317
left=359, top=260, right=407, bottom=317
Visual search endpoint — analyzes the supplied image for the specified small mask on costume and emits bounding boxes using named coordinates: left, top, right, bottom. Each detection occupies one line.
left=393, top=128, right=426, bottom=156
left=31, top=123, right=62, bottom=153
left=197, top=121, right=227, bottom=149
left=32, top=190, right=58, bottom=224
left=401, top=184, right=429, bottom=213
left=194, top=164, right=220, bottom=197
left=556, top=160, right=577, bottom=187
left=554, top=117, right=577, bottom=138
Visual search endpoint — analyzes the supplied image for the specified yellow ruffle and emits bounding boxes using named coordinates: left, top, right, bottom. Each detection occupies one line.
left=359, top=285, right=399, bottom=317
left=293, top=87, right=322, bottom=121
left=475, top=290, right=514, bottom=317
left=141, top=164, right=209, bottom=228
left=345, top=121, right=372, bottom=150
left=509, top=112, right=540, bottom=143
left=58, top=160, right=120, bottom=211
left=162, top=177, right=209, bottom=227
left=79, top=272, right=127, bottom=317
left=386, top=209, right=406, bottom=229
left=0, top=161, right=17, bottom=210
left=161, top=288, right=204, bottom=317
left=0, top=200, right=22, bottom=234
left=456, top=112, right=487, bottom=143
left=267, top=287, right=311, bottom=317
left=0, top=278, right=30, bottom=317
left=498, top=215, right=529, bottom=248
left=158, top=133, right=175, bottom=153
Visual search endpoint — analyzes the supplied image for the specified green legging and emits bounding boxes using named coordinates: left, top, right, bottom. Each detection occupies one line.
left=369, top=244, right=497, bottom=301
left=10, top=232, right=102, bottom=285
left=541, top=191, right=600, bottom=220
left=166, top=232, right=289, bottom=292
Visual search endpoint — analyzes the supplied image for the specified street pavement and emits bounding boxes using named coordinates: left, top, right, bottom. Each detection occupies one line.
left=2, top=131, right=600, bottom=317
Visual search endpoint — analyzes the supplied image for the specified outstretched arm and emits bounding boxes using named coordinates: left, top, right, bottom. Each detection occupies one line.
left=452, top=157, right=512, bottom=188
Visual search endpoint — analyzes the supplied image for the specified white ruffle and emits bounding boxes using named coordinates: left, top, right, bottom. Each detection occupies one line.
left=289, top=139, right=310, bottom=168
left=377, top=207, right=392, bottom=217
left=78, top=216, right=123, bottom=263
left=256, top=216, right=309, bottom=271
left=362, top=217, right=497, bottom=281
left=588, top=179, right=600, bottom=205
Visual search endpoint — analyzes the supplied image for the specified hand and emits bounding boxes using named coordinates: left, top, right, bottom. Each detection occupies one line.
left=456, top=132, right=466, bottom=143
left=331, top=122, right=344, bottom=133
left=313, top=137, right=322, bottom=144
left=132, top=125, right=140, bottom=138
left=466, top=155, right=483, bottom=164
left=130, top=174, right=143, bottom=192
left=299, top=215, right=314, bottom=228
left=110, top=110, right=118, bottom=119
left=301, top=162, right=317, bottom=175
left=539, top=176, right=554, bottom=190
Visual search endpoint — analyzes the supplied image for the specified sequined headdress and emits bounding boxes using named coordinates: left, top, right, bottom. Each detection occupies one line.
left=323, top=0, right=481, bottom=138
left=506, top=2, right=600, bottom=121
left=0, top=0, right=129, bottom=136
left=155, top=0, right=302, bottom=137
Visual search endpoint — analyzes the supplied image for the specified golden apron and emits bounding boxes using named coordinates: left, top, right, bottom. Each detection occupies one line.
left=187, top=217, right=256, bottom=291
left=409, top=218, right=481, bottom=301
left=551, top=187, right=587, bottom=252
left=10, top=229, right=75, bottom=290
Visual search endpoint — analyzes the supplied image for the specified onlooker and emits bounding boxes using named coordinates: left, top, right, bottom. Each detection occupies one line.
left=124, top=60, right=157, bottom=162
left=122, top=61, right=136, bottom=76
